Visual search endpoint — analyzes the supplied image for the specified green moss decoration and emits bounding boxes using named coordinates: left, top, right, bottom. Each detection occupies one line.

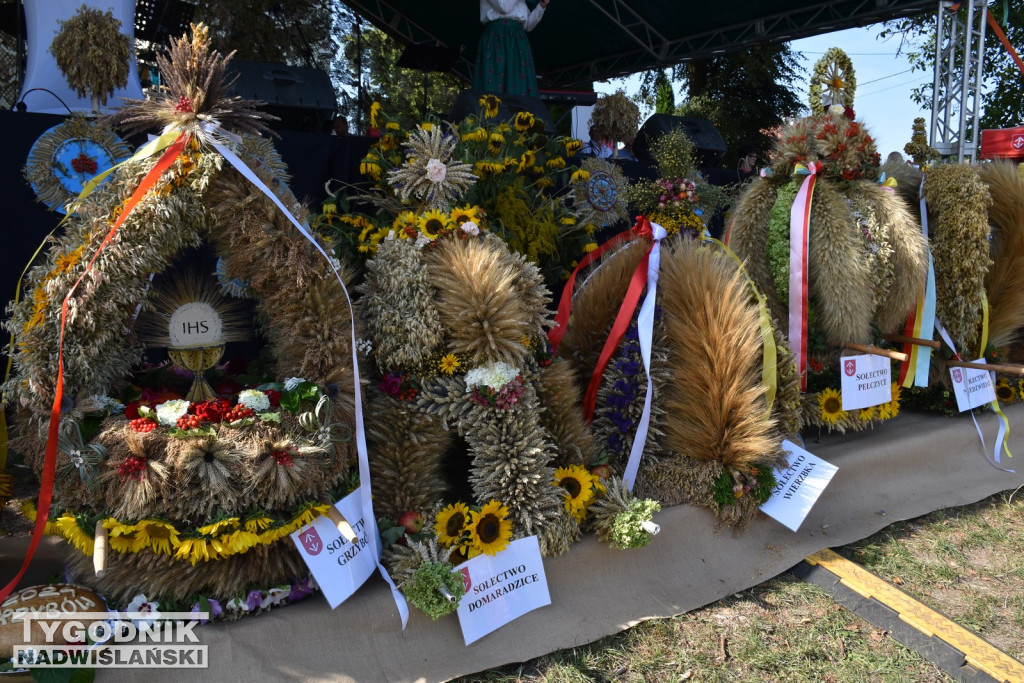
left=904, top=117, right=939, bottom=166
left=403, top=561, right=466, bottom=619
left=765, top=180, right=799, bottom=301
left=49, top=4, right=132, bottom=107
left=609, top=499, right=661, bottom=550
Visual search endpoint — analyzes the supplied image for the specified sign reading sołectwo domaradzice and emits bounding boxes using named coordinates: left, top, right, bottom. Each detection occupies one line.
left=454, top=536, right=550, bottom=645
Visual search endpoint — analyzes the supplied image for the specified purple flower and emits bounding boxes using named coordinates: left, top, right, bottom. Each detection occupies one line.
left=189, top=598, right=223, bottom=625
left=289, top=578, right=314, bottom=602
left=246, top=590, right=264, bottom=612
left=379, top=374, right=402, bottom=396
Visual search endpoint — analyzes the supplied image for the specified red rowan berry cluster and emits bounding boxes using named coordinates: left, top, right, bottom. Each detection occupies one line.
left=129, top=417, right=157, bottom=433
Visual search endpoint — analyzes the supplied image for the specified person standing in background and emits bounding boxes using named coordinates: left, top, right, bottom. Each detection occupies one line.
left=473, top=0, right=551, bottom=97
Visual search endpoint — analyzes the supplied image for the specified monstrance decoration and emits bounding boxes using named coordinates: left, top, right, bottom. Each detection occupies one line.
left=138, top=271, right=250, bottom=402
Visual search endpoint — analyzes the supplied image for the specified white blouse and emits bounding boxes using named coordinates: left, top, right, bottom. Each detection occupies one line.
left=480, top=0, right=546, bottom=32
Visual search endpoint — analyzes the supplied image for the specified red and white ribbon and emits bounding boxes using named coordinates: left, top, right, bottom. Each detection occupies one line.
left=788, top=161, right=821, bottom=392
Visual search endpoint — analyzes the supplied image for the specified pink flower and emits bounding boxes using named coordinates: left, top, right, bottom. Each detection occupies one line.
left=425, top=158, right=447, bottom=183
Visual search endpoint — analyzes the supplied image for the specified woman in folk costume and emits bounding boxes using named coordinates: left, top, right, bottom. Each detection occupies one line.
left=473, top=0, right=551, bottom=97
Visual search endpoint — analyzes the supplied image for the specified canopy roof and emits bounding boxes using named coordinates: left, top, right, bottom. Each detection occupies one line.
left=343, top=0, right=934, bottom=88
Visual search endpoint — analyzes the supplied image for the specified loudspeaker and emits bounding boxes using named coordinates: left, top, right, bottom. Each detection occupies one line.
left=449, top=89, right=555, bottom=133
left=633, top=114, right=726, bottom=168
left=225, top=59, right=336, bottom=133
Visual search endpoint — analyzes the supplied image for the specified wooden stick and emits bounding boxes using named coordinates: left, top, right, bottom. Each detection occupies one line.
left=320, top=499, right=358, bottom=542
left=943, top=359, right=1024, bottom=375
left=882, top=333, right=942, bottom=349
left=840, top=342, right=909, bottom=362
left=93, top=521, right=108, bottom=578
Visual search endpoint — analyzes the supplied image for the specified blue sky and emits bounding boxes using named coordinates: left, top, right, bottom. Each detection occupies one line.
left=593, top=23, right=933, bottom=159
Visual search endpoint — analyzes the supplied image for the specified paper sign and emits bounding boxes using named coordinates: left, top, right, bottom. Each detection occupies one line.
left=760, top=440, right=839, bottom=532
left=949, top=359, right=997, bottom=412
left=291, top=488, right=376, bottom=608
left=455, top=536, right=551, bottom=645
left=839, top=354, right=891, bottom=411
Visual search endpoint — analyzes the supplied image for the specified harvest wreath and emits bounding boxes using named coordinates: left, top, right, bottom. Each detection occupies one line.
left=4, top=25, right=360, bottom=616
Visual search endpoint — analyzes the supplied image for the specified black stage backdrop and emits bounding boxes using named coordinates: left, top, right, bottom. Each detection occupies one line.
left=0, top=110, right=371, bottom=351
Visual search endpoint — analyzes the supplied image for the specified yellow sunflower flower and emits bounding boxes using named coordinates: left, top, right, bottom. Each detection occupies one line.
left=546, top=156, right=566, bottom=170
left=55, top=514, right=93, bottom=555
left=565, top=139, right=583, bottom=156
left=468, top=500, right=513, bottom=556
left=435, top=502, right=471, bottom=547
left=583, top=242, right=598, bottom=253
left=359, top=157, right=382, bottom=181
left=497, top=123, right=511, bottom=134
left=996, top=378, right=1016, bottom=404
left=514, top=111, right=536, bottom=132
left=198, top=518, right=239, bottom=537
left=817, top=387, right=845, bottom=426
left=517, top=151, right=536, bottom=173
left=379, top=134, right=398, bottom=151
left=385, top=121, right=401, bottom=131
left=439, top=353, right=462, bottom=375
left=462, top=127, right=488, bottom=143
left=488, top=132, right=505, bottom=154
left=108, top=529, right=145, bottom=554
left=175, top=537, right=221, bottom=566
left=552, top=465, right=596, bottom=520
left=418, top=209, right=450, bottom=239
left=857, top=405, right=876, bottom=422
left=222, top=530, right=261, bottom=555
left=449, top=205, right=480, bottom=225
left=479, top=94, right=501, bottom=119
left=244, top=516, right=273, bottom=533
left=536, top=177, right=555, bottom=189
left=570, top=168, right=591, bottom=184
left=135, top=519, right=181, bottom=555
left=877, top=401, right=895, bottom=420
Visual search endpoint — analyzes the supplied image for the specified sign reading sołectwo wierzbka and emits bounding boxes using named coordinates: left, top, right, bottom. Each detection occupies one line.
left=291, top=488, right=376, bottom=608
left=760, top=440, right=839, bottom=532
left=949, top=359, right=997, bottom=412
left=455, top=536, right=551, bottom=645
left=839, top=354, right=891, bottom=411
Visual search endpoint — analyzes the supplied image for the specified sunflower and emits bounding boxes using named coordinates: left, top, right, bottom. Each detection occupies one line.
left=545, top=156, right=566, bottom=170
left=135, top=519, right=181, bottom=555
left=175, top=537, right=222, bottom=566
left=996, top=378, right=1016, bottom=404
left=570, top=169, right=590, bottom=184
left=517, top=150, right=536, bottom=173
left=449, top=205, right=480, bottom=225
left=818, top=387, right=846, bottom=426
left=435, top=501, right=471, bottom=546
left=360, top=156, right=382, bottom=181
left=244, top=516, right=273, bottom=533
left=418, top=209, right=450, bottom=239
left=108, top=528, right=145, bottom=553
left=857, top=405, right=876, bottom=422
left=462, top=127, right=488, bottom=143
left=198, top=517, right=239, bottom=537
left=488, top=132, right=505, bottom=154
left=221, top=529, right=261, bottom=555
left=552, top=464, right=596, bottom=520
left=565, top=139, right=583, bottom=156
left=438, top=353, right=462, bottom=375
left=479, top=94, right=501, bottom=119
left=877, top=400, right=895, bottom=420
left=55, top=514, right=93, bottom=554
left=468, top=500, right=513, bottom=556
left=514, top=111, right=536, bottom=132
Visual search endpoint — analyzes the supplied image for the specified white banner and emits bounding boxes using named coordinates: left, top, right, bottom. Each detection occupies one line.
left=290, top=489, right=376, bottom=609
left=455, top=536, right=551, bottom=645
left=760, top=441, right=838, bottom=532
left=949, top=359, right=997, bottom=412
left=839, top=354, right=892, bottom=411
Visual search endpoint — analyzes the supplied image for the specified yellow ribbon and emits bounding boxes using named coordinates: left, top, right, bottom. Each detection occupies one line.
left=707, top=238, right=778, bottom=416
left=0, top=130, right=180, bottom=472
left=979, top=293, right=1011, bottom=459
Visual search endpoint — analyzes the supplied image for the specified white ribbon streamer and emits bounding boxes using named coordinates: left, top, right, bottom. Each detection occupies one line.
left=933, top=318, right=1014, bottom=474
left=208, top=133, right=410, bottom=626
left=622, top=222, right=667, bottom=491
left=913, top=178, right=936, bottom=387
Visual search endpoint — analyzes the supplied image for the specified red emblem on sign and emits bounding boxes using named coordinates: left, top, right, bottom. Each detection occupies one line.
left=952, top=368, right=963, bottom=383
left=1013, top=135, right=1024, bottom=151
left=844, top=359, right=856, bottom=377
left=459, top=567, right=472, bottom=592
left=299, top=527, right=323, bottom=556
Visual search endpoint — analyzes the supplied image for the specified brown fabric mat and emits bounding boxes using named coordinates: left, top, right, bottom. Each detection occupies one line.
left=3, top=405, right=1023, bottom=681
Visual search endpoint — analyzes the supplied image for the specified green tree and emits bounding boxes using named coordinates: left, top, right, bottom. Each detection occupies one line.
left=667, top=44, right=805, bottom=167
left=880, top=2, right=1024, bottom=130
left=338, top=26, right=465, bottom=131
left=653, top=69, right=674, bottom=114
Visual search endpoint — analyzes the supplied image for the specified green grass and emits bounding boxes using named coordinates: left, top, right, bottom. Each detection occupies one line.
left=455, top=489, right=1024, bottom=682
